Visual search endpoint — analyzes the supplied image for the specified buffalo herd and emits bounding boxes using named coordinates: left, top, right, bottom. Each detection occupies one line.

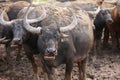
left=0, top=0, right=119, bottom=80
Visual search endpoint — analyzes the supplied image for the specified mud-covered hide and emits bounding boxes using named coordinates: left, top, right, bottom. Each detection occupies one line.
left=28, top=4, right=93, bottom=60
left=7, top=1, right=30, bottom=20
left=50, top=1, right=97, bottom=20
left=0, top=9, right=9, bottom=38
left=0, top=1, right=13, bottom=13
left=42, top=4, right=93, bottom=33
left=17, top=4, right=44, bottom=19
left=17, top=4, right=45, bottom=27
left=20, top=4, right=93, bottom=58
left=22, top=4, right=94, bottom=80
left=50, top=1, right=97, bottom=11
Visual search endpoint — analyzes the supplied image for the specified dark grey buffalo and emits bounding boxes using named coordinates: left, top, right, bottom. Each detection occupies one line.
left=23, top=4, right=94, bottom=80
left=93, top=9, right=113, bottom=52
left=0, top=5, right=46, bottom=80
left=0, top=9, right=9, bottom=40
left=0, top=1, right=30, bottom=63
left=0, top=9, right=13, bottom=63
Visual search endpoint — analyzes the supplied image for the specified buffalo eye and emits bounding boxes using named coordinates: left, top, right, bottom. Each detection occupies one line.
left=54, top=31, right=60, bottom=38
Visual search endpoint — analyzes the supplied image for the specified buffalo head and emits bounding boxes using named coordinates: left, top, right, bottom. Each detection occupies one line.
left=98, top=9, right=113, bottom=24
left=0, top=5, right=47, bottom=47
left=23, top=6, right=77, bottom=61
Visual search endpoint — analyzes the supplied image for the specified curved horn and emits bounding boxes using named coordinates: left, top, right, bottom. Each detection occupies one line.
left=23, top=4, right=42, bottom=34
left=87, top=6, right=101, bottom=15
left=0, top=8, right=13, bottom=26
left=102, top=6, right=116, bottom=11
left=27, top=6, right=47, bottom=24
left=59, top=12, right=77, bottom=32
left=104, top=0, right=117, bottom=5
left=0, top=37, right=6, bottom=42
left=1, top=39, right=11, bottom=44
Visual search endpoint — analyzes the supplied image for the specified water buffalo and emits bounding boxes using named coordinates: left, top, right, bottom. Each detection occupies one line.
left=0, top=8, right=13, bottom=63
left=0, top=5, right=47, bottom=80
left=7, top=1, right=30, bottom=20
left=0, top=1, right=30, bottom=63
left=93, top=9, right=113, bottom=52
left=23, top=4, right=94, bottom=80
left=1, top=1, right=30, bottom=44
left=103, top=0, right=120, bottom=50
left=50, top=1, right=112, bottom=51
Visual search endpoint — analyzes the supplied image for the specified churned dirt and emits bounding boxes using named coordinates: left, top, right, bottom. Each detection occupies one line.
left=0, top=44, right=120, bottom=80
left=0, top=0, right=120, bottom=80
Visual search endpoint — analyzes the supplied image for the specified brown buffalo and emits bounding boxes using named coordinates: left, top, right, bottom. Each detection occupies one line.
left=7, top=1, right=30, bottom=20
left=103, top=0, right=120, bottom=50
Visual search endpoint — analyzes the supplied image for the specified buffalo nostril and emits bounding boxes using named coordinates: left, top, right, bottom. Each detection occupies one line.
left=12, top=38, right=21, bottom=44
left=47, top=48, right=56, bottom=54
left=107, top=20, right=113, bottom=24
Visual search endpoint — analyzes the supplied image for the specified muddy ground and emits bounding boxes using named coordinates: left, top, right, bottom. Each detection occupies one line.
left=0, top=43, right=120, bottom=80
left=0, top=0, right=120, bottom=80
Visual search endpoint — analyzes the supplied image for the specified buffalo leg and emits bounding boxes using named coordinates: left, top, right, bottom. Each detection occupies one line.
left=44, top=64, right=54, bottom=80
left=25, top=53, right=40, bottom=80
left=94, top=29, right=102, bottom=53
left=111, top=32, right=118, bottom=51
left=5, top=43, right=11, bottom=64
left=95, top=39, right=102, bottom=53
left=115, top=32, right=119, bottom=49
left=65, top=59, right=73, bottom=80
left=103, top=27, right=109, bottom=49
left=38, top=55, right=54, bottom=80
left=16, top=47, right=22, bottom=62
left=23, top=44, right=41, bottom=80
left=92, top=42, right=97, bottom=62
left=78, top=58, right=87, bottom=80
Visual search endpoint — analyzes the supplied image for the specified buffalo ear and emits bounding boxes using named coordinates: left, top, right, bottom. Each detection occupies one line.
left=61, top=33, right=69, bottom=38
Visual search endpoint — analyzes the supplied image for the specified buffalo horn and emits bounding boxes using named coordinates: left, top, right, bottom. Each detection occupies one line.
left=102, top=6, right=116, bottom=11
left=0, top=37, right=6, bottom=42
left=27, top=6, right=47, bottom=24
left=87, top=6, right=101, bottom=15
left=0, top=8, right=13, bottom=26
left=0, top=39, right=11, bottom=44
left=59, top=12, right=77, bottom=32
left=104, top=0, right=117, bottom=5
left=23, top=4, right=42, bottom=34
